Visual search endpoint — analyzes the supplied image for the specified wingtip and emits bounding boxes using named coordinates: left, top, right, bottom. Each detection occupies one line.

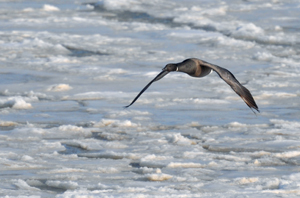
left=249, top=103, right=260, bottom=114
left=251, top=103, right=260, bottom=113
left=252, top=100, right=260, bottom=113
left=252, top=107, right=260, bottom=115
left=239, top=87, right=260, bottom=114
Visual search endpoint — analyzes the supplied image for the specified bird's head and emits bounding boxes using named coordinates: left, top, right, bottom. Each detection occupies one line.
left=163, top=63, right=177, bottom=72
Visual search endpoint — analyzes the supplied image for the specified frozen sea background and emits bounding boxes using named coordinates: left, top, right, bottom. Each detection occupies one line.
left=1, top=0, right=300, bottom=197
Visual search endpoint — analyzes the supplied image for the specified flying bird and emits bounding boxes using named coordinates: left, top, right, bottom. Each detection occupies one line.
left=125, top=58, right=259, bottom=113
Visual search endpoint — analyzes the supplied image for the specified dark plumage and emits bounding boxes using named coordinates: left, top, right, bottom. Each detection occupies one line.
left=125, top=58, right=259, bottom=113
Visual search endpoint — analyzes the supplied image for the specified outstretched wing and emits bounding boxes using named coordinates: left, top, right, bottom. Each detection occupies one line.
left=124, top=70, right=169, bottom=108
left=200, top=60, right=259, bottom=112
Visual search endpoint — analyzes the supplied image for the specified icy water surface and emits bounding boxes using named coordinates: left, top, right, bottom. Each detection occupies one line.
left=1, top=0, right=300, bottom=197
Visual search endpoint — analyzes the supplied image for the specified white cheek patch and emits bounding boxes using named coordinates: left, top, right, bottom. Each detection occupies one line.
left=176, top=67, right=179, bottom=71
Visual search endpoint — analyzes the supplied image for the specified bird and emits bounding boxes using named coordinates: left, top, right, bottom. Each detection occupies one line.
left=125, top=58, right=259, bottom=113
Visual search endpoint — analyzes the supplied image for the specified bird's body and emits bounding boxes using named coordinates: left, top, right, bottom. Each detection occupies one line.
left=125, top=58, right=259, bottom=113
left=174, top=58, right=212, bottom=77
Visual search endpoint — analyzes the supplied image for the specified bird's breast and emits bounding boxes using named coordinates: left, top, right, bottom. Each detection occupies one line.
left=178, top=64, right=196, bottom=76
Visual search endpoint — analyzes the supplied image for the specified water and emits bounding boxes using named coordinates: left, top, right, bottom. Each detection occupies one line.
left=0, top=0, right=300, bottom=197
